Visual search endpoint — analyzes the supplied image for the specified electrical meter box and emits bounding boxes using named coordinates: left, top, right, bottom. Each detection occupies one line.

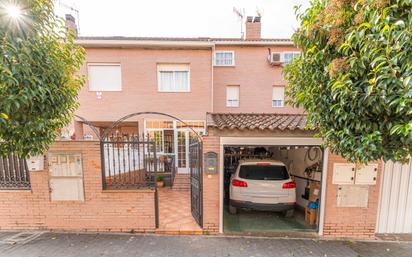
left=26, top=155, right=45, bottom=171
left=48, top=153, right=84, bottom=201
left=337, top=185, right=369, bottom=207
left=204, top=151, right=218, bottom=175
left=333, top=163, right=355, bottom=184
left=333, top=163, right=378, bottom=185
left=356, top=164, right=378, bottom=185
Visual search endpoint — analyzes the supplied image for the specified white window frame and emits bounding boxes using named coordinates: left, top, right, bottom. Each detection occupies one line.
left=144, top=120, right=171, bottom=154
left=272, top=86, right=285, bottom=108
left=143, top=119, right=206, bottom=157
left=147, top=129, right=165, bottom=153
left=281, top=52, right=301, bottom=65
left=157, top=64, right=190, bottom=92
left=87, top=63, right=122, bottom=92
left=214, top=51, right=235, bottom=66
left=226, top=85, right=240, bottom=107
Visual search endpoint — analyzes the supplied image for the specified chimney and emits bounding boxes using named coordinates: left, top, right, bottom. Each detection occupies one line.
left=65, top=14, right=78, bottom=36
left=245, top=16, right=261, bottom=40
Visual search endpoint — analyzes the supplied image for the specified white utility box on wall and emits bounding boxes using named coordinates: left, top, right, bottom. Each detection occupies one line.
left=337, top=185, right=369, bottom=207
left=26, top=155, right=45, bottom=171
left=332, top=163, right=355, bottom=184
left=333, top=163, right=378, bottom=185
left=356, top=164, right=378, bottom=185
left=48, top=153, right=84, bottom=201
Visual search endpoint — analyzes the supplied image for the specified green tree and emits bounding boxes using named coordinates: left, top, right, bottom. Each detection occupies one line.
left=284, top=0, right=412, bottom=163
left=0, top=0, right=85, bottom=157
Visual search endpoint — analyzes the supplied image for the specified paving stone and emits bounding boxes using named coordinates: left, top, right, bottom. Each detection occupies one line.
left=158, top=188, right=202, bottom=233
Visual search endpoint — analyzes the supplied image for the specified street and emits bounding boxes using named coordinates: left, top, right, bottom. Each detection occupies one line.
left=0, top=231, right=411, bottom=257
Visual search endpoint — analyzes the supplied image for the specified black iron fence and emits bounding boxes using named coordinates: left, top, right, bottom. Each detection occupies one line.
left=0, top=153, right=31, bottom=190
left=100, top=133, right=175, bottom=190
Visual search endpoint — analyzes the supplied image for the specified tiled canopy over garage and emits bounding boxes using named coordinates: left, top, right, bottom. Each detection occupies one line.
left=206, top=113, right=310, bottom=131
left=202, top=112, right=382, bottom=239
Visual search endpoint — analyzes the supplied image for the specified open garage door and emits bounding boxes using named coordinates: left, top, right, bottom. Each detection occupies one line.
left=222, top=144, right=324, bottom=236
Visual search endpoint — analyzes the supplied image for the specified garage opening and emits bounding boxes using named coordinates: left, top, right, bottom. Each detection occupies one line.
left=223, top=145, right=323, bottom=235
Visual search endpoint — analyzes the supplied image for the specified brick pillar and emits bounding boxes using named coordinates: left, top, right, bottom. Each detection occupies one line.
left=323, top=154, right=382, bottom=239
left=202, top=132, right=220, bottom=233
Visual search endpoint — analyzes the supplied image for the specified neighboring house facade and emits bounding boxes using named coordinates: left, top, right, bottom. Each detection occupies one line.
left=1, top=15, right=411, bottom=240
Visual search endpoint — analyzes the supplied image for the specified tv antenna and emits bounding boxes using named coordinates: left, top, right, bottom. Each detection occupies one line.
left=57, top=0, right=81, bottom=34
left=256, top=6, right=264, bottom=18
left=233, top=7, right=245, bottom=39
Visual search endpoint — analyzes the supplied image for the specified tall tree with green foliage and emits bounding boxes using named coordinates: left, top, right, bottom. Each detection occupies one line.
left=0, top=0, right=85, bottom=157
left=284, top=0, right=412, bottom=163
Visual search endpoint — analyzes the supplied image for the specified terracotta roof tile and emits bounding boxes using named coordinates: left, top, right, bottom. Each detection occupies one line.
left=206, top=113, right=309, bottom=131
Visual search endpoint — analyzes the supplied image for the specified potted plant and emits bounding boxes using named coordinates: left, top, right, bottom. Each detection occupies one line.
left=156, top=176, right=165, bottom=187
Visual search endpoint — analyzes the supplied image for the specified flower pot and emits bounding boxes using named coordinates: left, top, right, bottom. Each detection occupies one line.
left=157, top=181, right=165, bottom=187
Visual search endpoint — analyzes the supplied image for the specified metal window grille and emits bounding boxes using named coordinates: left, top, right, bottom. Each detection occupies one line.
left=0, top=153, right=31, bottom=190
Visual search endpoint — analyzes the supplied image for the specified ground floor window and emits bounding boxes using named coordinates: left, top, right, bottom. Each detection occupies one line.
left=144, top=119, right=205, bottom=173
left=148, top=130, right=164, bottom=153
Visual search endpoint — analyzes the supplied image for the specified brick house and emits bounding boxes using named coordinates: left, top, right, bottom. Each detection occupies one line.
left=1, top=15, right=411, bottom=239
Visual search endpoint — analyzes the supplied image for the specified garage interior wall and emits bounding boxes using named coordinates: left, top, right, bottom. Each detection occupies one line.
left=271, top=147, right=322, bottom=208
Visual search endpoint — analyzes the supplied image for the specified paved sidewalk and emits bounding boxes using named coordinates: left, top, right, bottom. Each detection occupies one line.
left=0, top=231, right=411, bottom=257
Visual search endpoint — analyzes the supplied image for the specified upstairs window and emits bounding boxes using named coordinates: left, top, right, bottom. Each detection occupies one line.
left=215, top=51, right=235, bottom=66
left=226, top=85, right=240, bottom=107
left=282, top=52, right=300, bottom=64
left=272, top=87, right=285, bottom=108
left=88, top=64, right=122, bottom=91
left=158, top=64, right=190, bottom=92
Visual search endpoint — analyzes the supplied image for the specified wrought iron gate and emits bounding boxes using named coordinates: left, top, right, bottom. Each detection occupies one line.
left=189, top=137, right=203, bottom=227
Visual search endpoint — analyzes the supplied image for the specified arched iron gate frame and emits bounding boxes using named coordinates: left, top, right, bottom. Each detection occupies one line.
left=75, top=112, right=204, bottom=229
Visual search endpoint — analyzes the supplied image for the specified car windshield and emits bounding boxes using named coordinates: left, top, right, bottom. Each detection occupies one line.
left=239, top=164, right=289, bottom=180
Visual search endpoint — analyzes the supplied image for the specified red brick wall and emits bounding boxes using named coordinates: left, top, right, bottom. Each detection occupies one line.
left=0, top=141, right=156, bottom=232
left=323, top=153, right=381, bottom=239
left=213, top=45, right=304, bottom=114
left=0, top=140, right=383, bottom=238
left=76, top=48, right=213, bottom=122
left=202, top=132, right=220, bottom=233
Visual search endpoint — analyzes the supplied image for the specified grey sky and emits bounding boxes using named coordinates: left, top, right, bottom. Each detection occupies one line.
left=55, top=0, right=311, bottom=39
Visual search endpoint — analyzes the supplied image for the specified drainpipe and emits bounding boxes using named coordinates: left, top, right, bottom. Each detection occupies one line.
left=211, top=43, right=215, bottom=114
left=206, top=42, right=215, bottom=137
